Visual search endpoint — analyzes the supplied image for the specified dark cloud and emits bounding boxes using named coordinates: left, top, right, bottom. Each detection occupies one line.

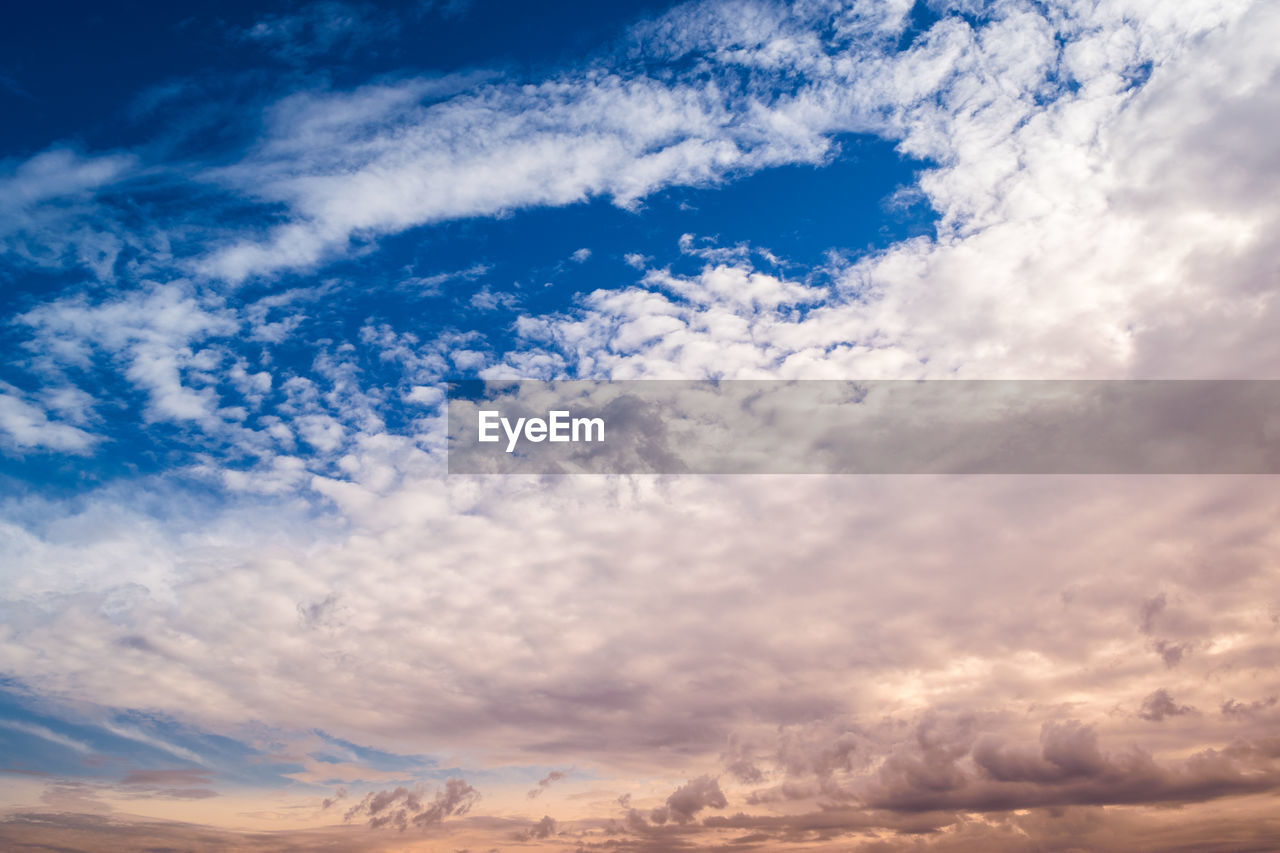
left=344, top=778, right=479, bottom=832
left=1221, top=696, right=1278, bottom=719
left=321, top=786, right=348, bottom=810
left=116, top=768, right=217, bottom=800
left=1138, top=689, right=1194, bottom=722
left=1138, top=593, right=1166, bottom=635
left=663, top=775, right=728, bottom=824
left=722, top=735, right=766, bottom=784
left=1153, top=638, right=1190, bottom=668
left=864, top=718, right=1280, bottom=813
left=0, top=811, right=502, bottom=852
left=514, top=814, right=557, bottom=840
left=821, top=803, right=1280, bottom=852
left=119, top=768, right=211, bottom=787
left=973, top=721, right=1107, bottom=784
left=526, top=768, right=568, bottom=799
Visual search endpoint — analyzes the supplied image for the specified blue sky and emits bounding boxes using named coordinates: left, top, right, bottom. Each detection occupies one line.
left=3, top=0, right=1280, bottom=849
left=2, top=0, right=937, bottom=495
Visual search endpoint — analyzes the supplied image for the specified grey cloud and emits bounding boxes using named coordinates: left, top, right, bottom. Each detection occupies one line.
left=0, top=811, right=513, bottom=852
left=972, top=721, right=1107, bottom=784
left=1138, top=593, right=1166, bottom=635
left=1153, top=639, right=1189, bottom=669
left=1138, top=689, right=1194, bottom=722
left=704, top=800, right=1280, bottom=852
left=721, top=735, right=765, bottom=784
left=527, top=768, right=568, bottom=798
left=344, top=778, right=479, bottom=831
left=116, top=767, right=217, bottom=800
left=119, top=768, right=211, bottom=787
left=663, top=775, right=728, bottom=824
left=515, top=814, right=557, bottom=840
left=1221, top=697, right=1278, bottom=719
left=864, top=718, right=1280, bottom=813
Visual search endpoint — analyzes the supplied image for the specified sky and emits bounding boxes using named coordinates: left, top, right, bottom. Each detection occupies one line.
left=1, top=0, right=1279, bottom=850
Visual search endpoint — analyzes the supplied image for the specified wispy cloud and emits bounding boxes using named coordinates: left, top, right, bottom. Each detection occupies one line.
left=233, top=1, right=401, bottom=63
left=0, top=719, right=93, bottom=754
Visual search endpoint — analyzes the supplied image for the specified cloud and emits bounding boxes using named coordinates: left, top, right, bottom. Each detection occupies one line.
left=662, top=775, right=728, bottom=824
left=490, top=0, right=1280, bottom=382
left=515, top=814, right=557, bottom=840
left=196, top=1, right=929, bottom=283
left=527, top=768, right=569, bottom=798
left=18, top=282, right=241, bottom=428
left=234, top=1, right=400, bottom=62
left=1221, top=697, right=1278, bottom=720
left=0, top=148, right=133, bottom=217
left=118, top=768, right=217, bottom=800
left=0, top=386, right=98, bottom=453
left=1138, top=688, right=1194, bottom=722
left=100, top=723, right=208, bottom=767
left=863, top=717, right=1280, bottom=813
left=0, top=147, right=136, bottom=278
left=0, top=719, right=92, bottom=754
left=343, top=778, right=479, bottom=831
left=3, top=0, right=1280, bottom=849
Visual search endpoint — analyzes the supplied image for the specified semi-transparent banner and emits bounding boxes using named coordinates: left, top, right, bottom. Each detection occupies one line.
left=446, top=380, right=1280, bottom=474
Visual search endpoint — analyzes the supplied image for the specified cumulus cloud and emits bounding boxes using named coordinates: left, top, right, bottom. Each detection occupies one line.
left=483, top=0, right=1280, bottom=382
left=864, top=717, right=1280, bottom=813
left=661, top=775, right=728, bottom=824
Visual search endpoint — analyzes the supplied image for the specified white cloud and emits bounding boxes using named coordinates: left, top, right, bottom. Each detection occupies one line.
left=0, top=147, right=136, bottom=279
left=0, top=148, right=133, bottom=217
left=0, top=386, right=98, bottom=453
left=20, top=283, right=242, bottom=426
left=488, top=0, right=1279, bottom=382
left=0, top=719, right=92, bottom=754
left=195, top=3, right=919, bottom=283
left=234, top=0, right=402, bottom=62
